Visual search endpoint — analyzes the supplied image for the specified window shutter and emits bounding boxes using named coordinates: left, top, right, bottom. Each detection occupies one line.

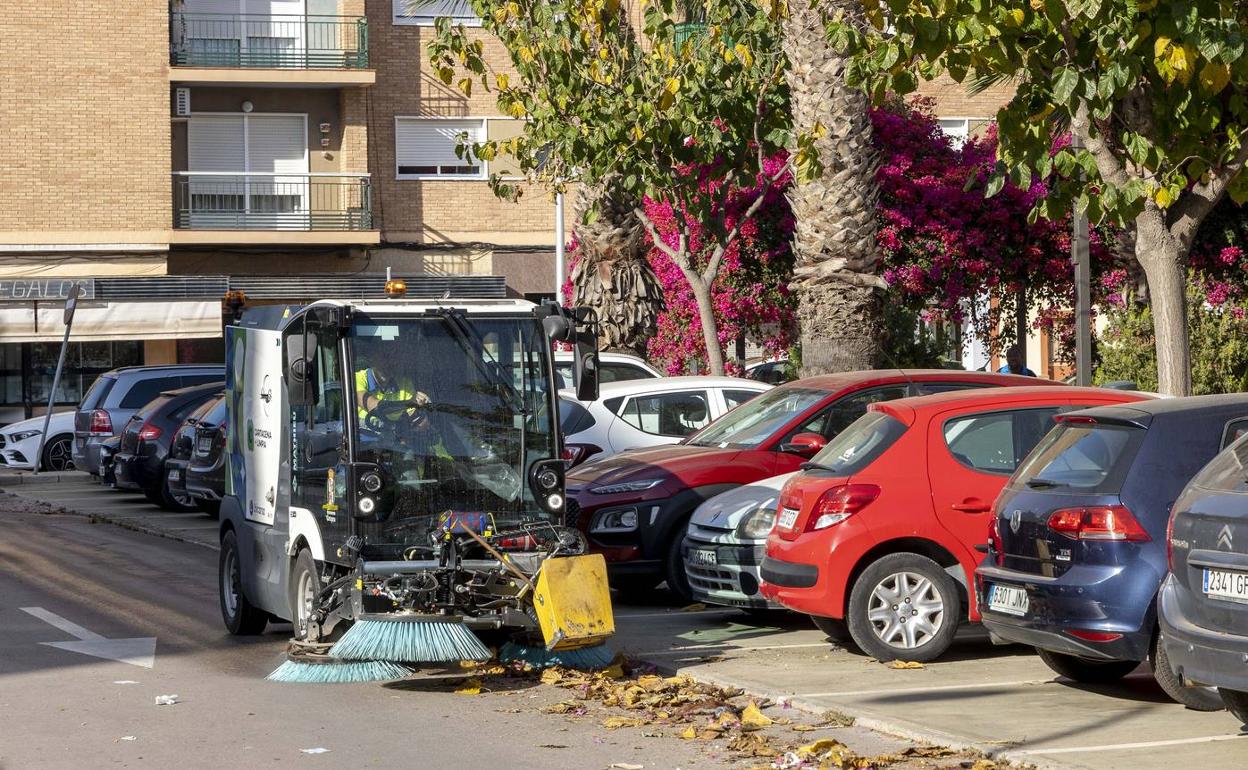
left=395, top=119, right=480, bottom=171
left=188, top=115, right=245, bottom=172
left=247, top=114, right=307, bottom=173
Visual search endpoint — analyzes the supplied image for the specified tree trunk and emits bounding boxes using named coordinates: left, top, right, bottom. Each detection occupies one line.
left=570, top=180, right=663, bottom=358
left=783, top=0, right=886, bottom=376
left=687, top=276, right=726, bottom=375
left=1134, top=227, right=1191, bottom=396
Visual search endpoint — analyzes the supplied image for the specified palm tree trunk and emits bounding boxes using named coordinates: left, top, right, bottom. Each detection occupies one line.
left=783, top=0, right=886, bottom=375
left=569, top=179, right=663, bottom=358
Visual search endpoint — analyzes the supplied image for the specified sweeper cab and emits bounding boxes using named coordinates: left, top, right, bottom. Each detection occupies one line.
left=217, top=293, right=615, bottom=672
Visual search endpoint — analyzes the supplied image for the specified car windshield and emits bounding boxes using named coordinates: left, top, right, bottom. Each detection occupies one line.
left=685, top=386, right=827, bottom=448
left=1012, top=423, right=1143, bottom=492
left=350, top=315, right=556, bottom=530
left=806, top=411, right=907, bottom=475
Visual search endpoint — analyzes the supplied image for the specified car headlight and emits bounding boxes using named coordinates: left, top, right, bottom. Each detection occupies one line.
left=9, top=430, right=40, bottom=441
left=591, top=507, right=639, bottom=533
left=589, top=479, right=664, bottom=495
left=736, top=505, right=778, bottom=540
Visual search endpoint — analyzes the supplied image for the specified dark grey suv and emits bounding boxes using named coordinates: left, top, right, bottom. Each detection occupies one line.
left=1159, top=422, right=1248, bottom=725
left=72, top=365, right=224, bottom=476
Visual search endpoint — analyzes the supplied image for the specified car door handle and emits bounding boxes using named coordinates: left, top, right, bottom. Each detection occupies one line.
left=952, top=501, right=991, bottom=513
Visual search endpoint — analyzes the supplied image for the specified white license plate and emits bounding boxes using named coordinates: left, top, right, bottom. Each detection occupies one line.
left=1203, top=568, right=1248, bottom=603
left=167, top=469, right=181, bottom=481
left=196, top=437, right=213, bottom=454
left=988, top=584, right=1029, bottom=616
left=689, top=549, right=717, bottom=567
left=778, top=507, right=799, bottom=530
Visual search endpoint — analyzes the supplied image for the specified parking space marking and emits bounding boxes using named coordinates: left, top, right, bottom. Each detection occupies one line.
left=1010, top=733, right=1247, bottom=755
left=634, top=641, right=831, bottom=656
left=797, top=678, right=1053, bottom=699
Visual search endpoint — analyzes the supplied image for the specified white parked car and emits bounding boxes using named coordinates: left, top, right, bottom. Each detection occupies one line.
left=559, top=376, right=771, bottom=466
left=553, top=351, right=662, bottom=390
left=0, top=411, right=76, bottom=472
left=681, top=472, right=796, bottom=610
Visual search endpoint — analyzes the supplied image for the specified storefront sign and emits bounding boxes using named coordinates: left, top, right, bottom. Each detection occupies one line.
left=0, top=278, right=95, bottom=301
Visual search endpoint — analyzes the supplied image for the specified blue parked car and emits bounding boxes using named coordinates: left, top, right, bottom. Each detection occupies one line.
left=976, top=395, right=1248, bottom=710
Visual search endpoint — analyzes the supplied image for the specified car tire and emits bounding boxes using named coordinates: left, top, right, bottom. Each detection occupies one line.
left=1036, top=648, right=1139, bottom=683
left=157, top=469, right=198, bottom=513
left=663, top=527, right=695, bottom=605
left=846, top=552, right=960, bottom=662
left=219, top=530, right=267, bottom=636
left=39, top=434, right=75, bottom=472
left=1220, top=689, right=1248, bottom=726
left=288, top=548, right=320, bottom=641
left=1152, top=634, right=1223, bottom=711
left=810, top=615, right=853, bottom=643
left=198, top=499, right=221, bottom=519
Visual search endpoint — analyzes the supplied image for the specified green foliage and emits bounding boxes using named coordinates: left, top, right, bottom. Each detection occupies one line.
left=838, top=1, right=1248, bottom=226
left=1097, top=283, right=1248, bottom=395
left=881, top=301, right=954, bottom=369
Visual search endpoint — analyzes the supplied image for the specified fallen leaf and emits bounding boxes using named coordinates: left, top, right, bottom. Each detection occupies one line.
left=739, top=700, right=773, bottom=729
left=899, top=745, right=957, bottom=758
left=540, top=668, right=565, bottom=685
left=601, top=662, right=627, bottom=679
left=536, top=744, right=568, bottom=749
left=636, top=674, right=666, bottom=692
left=887, top=660, right=925, bottom=670
left=791, top=724, right=818, bottom=732
left=968, top=761, right=999, bottom=770
left=603, top=716, right=644, bottom=729
left=727, top=732, right=775, bottom=758
left=680, top=602, right=708, bottom=612
left=454, top=677, right=482, bottom=695
left=678, top=726, right=698, bottom=740
left=541, top=700, right=580, bottom=714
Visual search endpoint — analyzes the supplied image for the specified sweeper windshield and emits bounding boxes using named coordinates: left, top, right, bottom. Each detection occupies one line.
left=348, top=313, right=557, bottom=539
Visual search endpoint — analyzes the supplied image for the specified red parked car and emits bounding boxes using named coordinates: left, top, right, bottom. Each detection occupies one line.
left=567, top=370, right=1047, bottom=602
left=761, top=386, right=1150, bottom=662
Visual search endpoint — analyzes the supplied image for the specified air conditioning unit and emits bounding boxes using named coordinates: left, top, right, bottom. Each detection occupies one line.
left=174, top=88, right=191, bottom=117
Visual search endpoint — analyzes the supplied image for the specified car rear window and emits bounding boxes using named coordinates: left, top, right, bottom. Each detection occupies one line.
left=1191, top=437, right=1248, bottom=494
left=181, top=374, right=223, bottom=388
left=202, top=396, right=227, bottom=426
left=600, top=363, right=653, bottom=383
left=134, top=394, right=174, bottom=421
left=80, top=376, right=116, bottom=411
left=1012, top=423, right=1145, bottom=493
left=169, top=394, right=215, bottom=423
left=120, top=376, right=184, bottom=409
left=806, top=411, right=907, bottom=476
left=559, top=398, right=596, bottom=434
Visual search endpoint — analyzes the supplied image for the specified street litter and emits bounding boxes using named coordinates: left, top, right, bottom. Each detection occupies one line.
left=119, top=736, right=137, bottom=742
left=608, top=764, right=643, bottom=770
left=113, top=680, right=139, bottom=685
left=154, top=694, right=179, bottom=706
left=300, top=748, right=331, bottom=755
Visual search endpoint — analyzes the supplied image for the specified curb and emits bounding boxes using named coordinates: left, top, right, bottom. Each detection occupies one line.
left=0, top=471, right=90, bottom=487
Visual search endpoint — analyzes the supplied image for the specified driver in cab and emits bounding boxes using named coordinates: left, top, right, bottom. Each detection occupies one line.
left=354, top=361, right=453, bottom=465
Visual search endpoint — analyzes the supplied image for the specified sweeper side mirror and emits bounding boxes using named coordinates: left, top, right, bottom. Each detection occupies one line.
left=540, top=303, right=599, bottom=402
left=284, top=327, right=319, bottom=408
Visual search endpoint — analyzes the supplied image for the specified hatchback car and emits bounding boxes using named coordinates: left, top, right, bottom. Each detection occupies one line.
left=554, top=351, right=662, bottom=390
left=569, top=370, right=1046, bottom=603
left=762, top=386, right=1148, bottom=662
left=164, top=394, right=224, bottom=516
left=561, top=377, right=770, bottom=466
left=980, top=396, right=1248, bottom=709
left=0, top=411, right=75, bottom=471
left=73, top=365, right=224, bottom=476
left=112, top=382, right=223, bottom=510
left=1160, top=419, right=1248, bottom=723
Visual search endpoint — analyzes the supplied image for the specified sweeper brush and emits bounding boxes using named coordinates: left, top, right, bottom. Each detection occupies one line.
left=328, top=614, right=492, bottom=664
left=267, top=658, right=414, bottom=684
left=498, top=640, right=615, bottom=671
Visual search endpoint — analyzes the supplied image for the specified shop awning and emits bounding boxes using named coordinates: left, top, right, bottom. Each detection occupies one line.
left=0, top=300, right=221, bottom=343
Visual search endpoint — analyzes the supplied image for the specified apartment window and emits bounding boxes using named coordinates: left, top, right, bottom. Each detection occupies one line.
left=938, top=118, right=971, bottom=148
left=393, top=0, right=480, bottom=26
left=395, top=118, right=485, bottom=179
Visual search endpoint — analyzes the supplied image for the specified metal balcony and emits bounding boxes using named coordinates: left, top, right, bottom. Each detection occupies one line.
left=172, top=173, right=373, bottom=231
left=170, top=14, right=369, bottom=69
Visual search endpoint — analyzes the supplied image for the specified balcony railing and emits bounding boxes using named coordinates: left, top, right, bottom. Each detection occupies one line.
left=173, top=173, right=373, bottom=231
left=170, top=14, right=369, bottom=69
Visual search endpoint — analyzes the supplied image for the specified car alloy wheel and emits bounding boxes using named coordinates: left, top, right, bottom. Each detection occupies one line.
left=41, top=435, right=75, bottom=472
left=867, top=570, right=945, bottom=650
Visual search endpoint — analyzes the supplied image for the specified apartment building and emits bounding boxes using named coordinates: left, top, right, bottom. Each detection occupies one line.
left=0, top=0, right=557, bottom=420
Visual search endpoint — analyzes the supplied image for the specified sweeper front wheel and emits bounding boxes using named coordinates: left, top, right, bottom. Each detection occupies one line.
left=220, top=530, right=268, bottom=635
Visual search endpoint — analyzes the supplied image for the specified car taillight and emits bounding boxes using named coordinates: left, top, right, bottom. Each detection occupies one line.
left=1047, top=504, right=1150, bottom=542
left=562, top=443, right=602, bottom=467
left=988, top=514, right=1002, bottom=552
left=88, top=409, right=112, bottom=435
left=138, top=423, right=162, bottom=441
left=1066, top=629, right=1123, bottom=642
left=1165, top=509, right=1177, bottom=570
left=805, top=484, right=880, bottom=531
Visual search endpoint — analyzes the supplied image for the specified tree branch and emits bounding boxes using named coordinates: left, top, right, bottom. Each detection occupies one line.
left=1170, top=136, right=1248, bottom=247
left=1072, top=101, right=1130, bottom=188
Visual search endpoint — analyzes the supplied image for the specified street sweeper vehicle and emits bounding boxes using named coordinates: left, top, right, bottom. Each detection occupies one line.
left=216, top=292, right=616, bottom=682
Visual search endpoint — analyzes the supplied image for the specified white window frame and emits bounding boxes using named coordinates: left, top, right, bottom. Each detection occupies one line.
left=394, top=116, right=488, bottom=181
left=392, top=0, right=481, bottom=27
left=938, top=117, right=972, bottom=148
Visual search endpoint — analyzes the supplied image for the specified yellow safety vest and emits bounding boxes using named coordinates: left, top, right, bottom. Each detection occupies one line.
left=355, top=368, right=414, bottom=420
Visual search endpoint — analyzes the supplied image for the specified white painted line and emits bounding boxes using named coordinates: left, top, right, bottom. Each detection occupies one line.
left=20, top=606, right=104, bottom=640
left=1010, top=733, right=1247, bottom=756
left=798, top=678, right=1052, bottom=698
left=615, top=608, right=742, bottom=620
left=20, top=606, right=157, bottom=669
left=635, top=641, right=831, bottom=656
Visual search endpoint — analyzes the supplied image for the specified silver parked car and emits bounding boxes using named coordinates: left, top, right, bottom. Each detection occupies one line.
left=72, top=365, right=224, bottom=476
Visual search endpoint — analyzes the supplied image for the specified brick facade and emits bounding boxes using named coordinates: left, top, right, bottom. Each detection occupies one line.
left=1, top=1, right=171, bottom=239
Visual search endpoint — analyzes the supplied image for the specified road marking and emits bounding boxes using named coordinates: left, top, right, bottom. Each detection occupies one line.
left=616, top=608, right=742, bottom=620
left=798, top=679, right=1053, bottom=698
left=20, top=606, right=157, bottom=669
left=635, top=641, right=831, bottom=656
left=1010, top=733, right=1247, bottom=756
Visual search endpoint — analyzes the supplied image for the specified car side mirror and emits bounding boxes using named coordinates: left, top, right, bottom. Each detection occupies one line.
left=780, top=432, right=827, bottom=457
left=284, top=330, right=318, bottom=408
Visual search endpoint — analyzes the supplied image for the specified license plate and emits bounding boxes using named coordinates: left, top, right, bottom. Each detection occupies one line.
left=196, top=436, right=213, bottom=454
left=1203, top=568, right=1248, bottom=603
left=988, top=584, right=1029, bottom=616
left=688, top=549, right=717, bottom=567
left=778, top=507, right=799, bottom=530
left=167, top=469, right=181, bottom=481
